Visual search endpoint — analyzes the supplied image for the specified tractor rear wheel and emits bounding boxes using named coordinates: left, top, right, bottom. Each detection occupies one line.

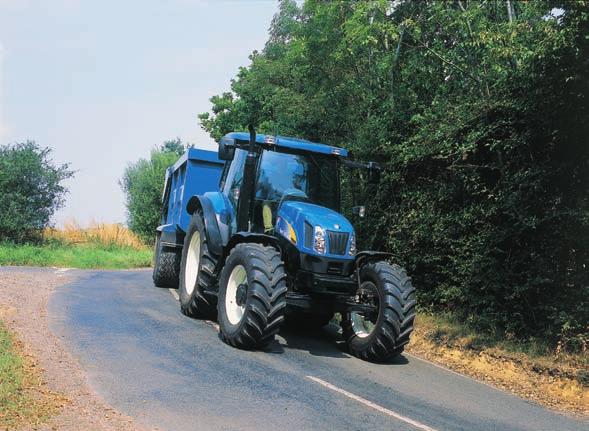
left=178, top=212, right=217, bottom=319
left=217, top=243, right=287, bottom=349
left=152, top=234, right=180, bottom=288
left=342, top=261, right=415, bottom=362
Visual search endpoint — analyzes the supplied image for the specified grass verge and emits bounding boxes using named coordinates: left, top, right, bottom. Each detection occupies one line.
left=0, top=242, right=152, bottom=270
left=0, top=321, right=65, bottom=428
left=407, top=313, right=588, bottom=415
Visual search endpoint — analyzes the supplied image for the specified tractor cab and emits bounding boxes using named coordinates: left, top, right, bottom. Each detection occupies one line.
left=216, top=132, right=380, bottom=286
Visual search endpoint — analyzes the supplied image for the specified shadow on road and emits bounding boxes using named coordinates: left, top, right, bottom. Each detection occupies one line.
left=264, top=323, right=410, bottom=365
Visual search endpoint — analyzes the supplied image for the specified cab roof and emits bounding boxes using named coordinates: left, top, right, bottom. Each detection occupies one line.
left=224, top=132, right=348, bottom=158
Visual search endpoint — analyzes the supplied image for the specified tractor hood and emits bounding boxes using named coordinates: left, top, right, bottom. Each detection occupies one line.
left=276, top=200, right=354, bottom=257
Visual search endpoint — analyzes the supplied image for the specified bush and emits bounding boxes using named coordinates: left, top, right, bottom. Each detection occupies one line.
left=198, top=1, right=589, bottom=349
left=120, top=139, right=185, bottom=243
left=0, top=141, right=74, bottom=243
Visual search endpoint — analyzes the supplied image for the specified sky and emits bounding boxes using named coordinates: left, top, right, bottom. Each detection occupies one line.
left=0, top=0, right=279, bottom=226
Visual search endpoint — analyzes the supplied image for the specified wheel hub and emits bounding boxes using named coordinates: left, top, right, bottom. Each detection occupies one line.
left=235, top=283, right=248, bottom=306
left=350, top=281, right=379, bottom=338
left=225, top=264, right=247, bottom=325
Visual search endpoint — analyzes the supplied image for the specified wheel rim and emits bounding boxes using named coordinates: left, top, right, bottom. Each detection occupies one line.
left=350, top=281, right=379, bottom=338
left=225, top=264, right=247, bottom=325
left=184, top=232, right=201, bottom=295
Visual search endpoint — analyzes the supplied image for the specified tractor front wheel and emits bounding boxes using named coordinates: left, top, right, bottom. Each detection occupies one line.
left=218, top=243, right=287, bottom=349
left=342, top=261, right=416, bottom=362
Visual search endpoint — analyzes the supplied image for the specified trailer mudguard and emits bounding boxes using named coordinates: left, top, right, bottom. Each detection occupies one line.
left=156, top=223, right=183, bottom=248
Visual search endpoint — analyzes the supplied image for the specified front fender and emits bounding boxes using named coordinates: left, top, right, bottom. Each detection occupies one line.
left=355, top=251, right=393, bottom=268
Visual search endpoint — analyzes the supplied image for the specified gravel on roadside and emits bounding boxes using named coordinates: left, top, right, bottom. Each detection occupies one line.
left=0, top=267, right=151, bottom=431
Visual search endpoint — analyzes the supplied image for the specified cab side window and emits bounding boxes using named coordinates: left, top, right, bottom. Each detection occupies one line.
left=222, top=149, right=247, bottom=211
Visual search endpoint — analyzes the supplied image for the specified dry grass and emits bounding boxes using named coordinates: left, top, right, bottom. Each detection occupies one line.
left=1, top=221, right=151, bottom=269
left=0, top=320, right=67, bottom=428
left=44, top=220, right=146, bottom=250
left=407, top=313, right=589, bottom=415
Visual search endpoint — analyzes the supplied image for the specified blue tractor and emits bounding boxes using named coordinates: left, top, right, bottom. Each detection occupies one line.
left=154, top=129, right=415, bottom=361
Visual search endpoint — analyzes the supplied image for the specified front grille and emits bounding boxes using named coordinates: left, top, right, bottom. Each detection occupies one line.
left=327, top=231, right=349, bottom=255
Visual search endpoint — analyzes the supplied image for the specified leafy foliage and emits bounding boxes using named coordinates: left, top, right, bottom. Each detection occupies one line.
left=0, top=141, right=74, bottom=243
left=199, top=0, right=589, bottom=350
left=120, top=139, right=186, bottom=242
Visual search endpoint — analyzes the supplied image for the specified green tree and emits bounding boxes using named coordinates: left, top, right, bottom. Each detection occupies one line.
left=0, top=141, right=74, bottom=242
left=160, top=137, right=186, bottom=156
left=199, top=0, right=589, bottom=349
left=120, top=139, right=185, bottom=242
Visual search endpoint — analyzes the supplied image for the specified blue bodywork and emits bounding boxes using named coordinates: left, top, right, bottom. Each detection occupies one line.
left=276, top=201, right=354, bottom=260
left=157, top=148, right=224, bottom=241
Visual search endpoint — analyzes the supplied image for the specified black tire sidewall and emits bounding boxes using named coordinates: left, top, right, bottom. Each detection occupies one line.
left=342, top=261, right=415, bottom=362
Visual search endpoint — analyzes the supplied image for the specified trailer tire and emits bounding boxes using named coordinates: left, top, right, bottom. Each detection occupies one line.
left=342, top=262, right=415, bottom=362
left=152, top=234, right=180, bottom=288
left=218, top=243, right=287, bottom=349
left=178, top=212, right=217, bottom=319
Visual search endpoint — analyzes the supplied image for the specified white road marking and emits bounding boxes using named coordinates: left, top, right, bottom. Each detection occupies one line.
left=168, top=288, right=179, bottom=300
left=306, top=376, right=438, bottom=431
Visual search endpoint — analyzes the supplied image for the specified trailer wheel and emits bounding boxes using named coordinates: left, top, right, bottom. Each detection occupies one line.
left=342, top=261, right=415, bottom=362
left=152, top=234, right=180, bottom=288
left=218, top=243, right=287, bottom=349
left=178, top=212, right=217, bottom=319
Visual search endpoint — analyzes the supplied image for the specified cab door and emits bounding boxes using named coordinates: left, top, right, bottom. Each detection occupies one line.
left=220, top=149, right=247, bottom=232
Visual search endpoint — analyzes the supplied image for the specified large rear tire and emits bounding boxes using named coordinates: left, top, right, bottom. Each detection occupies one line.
left=152, top=234, right=180, bottom=288
left=342, top=261, right=415, bottom=362
left=178, top=212, right=217, bottom=319
left=217, top=243, right=287, bottom=349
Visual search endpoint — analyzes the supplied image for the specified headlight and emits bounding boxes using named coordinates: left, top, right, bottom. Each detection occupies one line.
left=313, top=226, right=326, bottom=254
left=349, top=233, right=357, bottom=256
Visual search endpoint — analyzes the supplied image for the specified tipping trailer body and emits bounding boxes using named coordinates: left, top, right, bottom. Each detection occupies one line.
left=156, top=148, right=224, bottom=248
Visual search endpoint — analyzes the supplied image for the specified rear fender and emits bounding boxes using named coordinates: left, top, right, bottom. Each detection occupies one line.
left=185, top=195, right=224, bottom=256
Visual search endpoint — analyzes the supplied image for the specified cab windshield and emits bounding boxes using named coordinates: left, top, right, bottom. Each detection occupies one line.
left=253, top=150, right=339, bottom=232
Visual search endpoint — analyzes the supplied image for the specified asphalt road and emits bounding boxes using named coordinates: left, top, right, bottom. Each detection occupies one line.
left=46, top=269, right=585, bottom=431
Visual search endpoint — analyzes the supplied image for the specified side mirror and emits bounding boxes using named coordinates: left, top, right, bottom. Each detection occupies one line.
left=218, top=137, right=236, bottom=161
left=352, top=205, right=366, bottom=218
left=367, top=162, right=381, bottom=185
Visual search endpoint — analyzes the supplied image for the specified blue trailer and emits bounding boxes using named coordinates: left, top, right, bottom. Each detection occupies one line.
left=153, top=130, right=415, bottom=362
left=152, top=148, right=224, bottom=287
